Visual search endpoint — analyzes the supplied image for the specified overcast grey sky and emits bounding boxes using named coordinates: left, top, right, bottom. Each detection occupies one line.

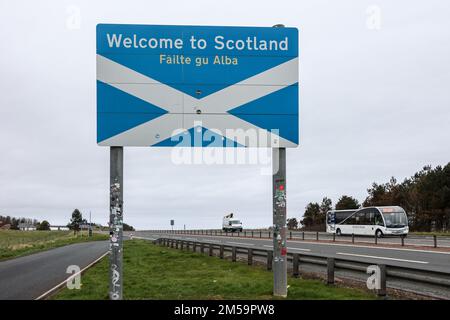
left=1, top=0, right=449, bottom=229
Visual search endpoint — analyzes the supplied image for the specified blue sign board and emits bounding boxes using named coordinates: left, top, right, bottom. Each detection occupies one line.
left=97, top=24, right=299, bottom=147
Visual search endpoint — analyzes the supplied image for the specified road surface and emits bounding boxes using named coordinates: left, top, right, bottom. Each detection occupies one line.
left=143, top=230, right=450, bottom=248
left=0, top=241, right=108, bottom=300
left=134, top=231, right=450, bottom=298
left=134, top=231, right=450, bottom=272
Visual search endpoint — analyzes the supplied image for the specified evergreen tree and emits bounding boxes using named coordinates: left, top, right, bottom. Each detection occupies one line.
left=335, top=195, right=360, bottom=210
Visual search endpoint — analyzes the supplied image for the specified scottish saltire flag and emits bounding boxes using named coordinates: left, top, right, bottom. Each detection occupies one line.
left=96, top=24, right=299, bottom=147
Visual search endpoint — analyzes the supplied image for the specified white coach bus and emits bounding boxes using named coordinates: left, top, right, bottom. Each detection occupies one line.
left=326, top=206, right=409, bottom=238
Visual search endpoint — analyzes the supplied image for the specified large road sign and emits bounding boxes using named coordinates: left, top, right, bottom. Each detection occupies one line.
left=97, top=24, right=299, bottom=147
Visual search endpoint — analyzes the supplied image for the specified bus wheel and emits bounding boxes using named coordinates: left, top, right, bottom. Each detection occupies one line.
left=336, top=229, right=341, bottom=236
left=376, top=230, right=383, bottom=238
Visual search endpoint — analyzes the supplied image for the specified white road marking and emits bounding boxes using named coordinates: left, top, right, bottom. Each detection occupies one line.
left=133, top=236, right=156, bottom=240
left=141, top=233, right=450, bottom=254
left=336, top=252, right=429, bottom=264
left=227, top=241, right=254, bottom=246
left=204, top=239, right=222, bottom=243
left=287, top=247, right=311, bottom=252
left=263, top=245, right=310, bottom=252
left=292, top=240, right=450, bottom=255
left=35, top=251, right=109, bottom=300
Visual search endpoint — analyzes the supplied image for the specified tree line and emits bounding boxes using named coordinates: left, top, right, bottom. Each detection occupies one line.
left=68, top=209, right=134, bottom=233
left=0, top=215, right=51, bottom=230
left=287, top=163, right=450, bottom=232
left=1, top=208, right=135, bottom=232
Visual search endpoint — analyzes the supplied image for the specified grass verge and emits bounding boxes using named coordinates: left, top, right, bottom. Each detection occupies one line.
left=54, top=239, right=376, bottom=300
left=0, top=230, right=108, bottom=261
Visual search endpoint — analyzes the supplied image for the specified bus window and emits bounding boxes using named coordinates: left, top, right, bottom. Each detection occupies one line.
left=343, top=214, right=356, bottom=225
left=374, top=210, right=384, bottom=226
left=381, top=209, right=408, bottom=228
left=366, top=210, right=373, bottom=225
left=334, top=211, right=352, bottom=224
left=327, top=212, right=336, bottom=224
left=367, top=209, right=378, bottom=225
left=355, top=209, right=370, bottom=225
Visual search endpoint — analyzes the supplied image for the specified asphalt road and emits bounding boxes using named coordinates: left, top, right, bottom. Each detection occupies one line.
left=134, top=231, right=450, bottom=273
left=2, top=233, right=448, bottom=300
left=290, top=231, right=450, bottom=248
left=0, top=241, right=108, bottom=300
left=134, top=231, right=450, bottom=298
left=147, top=230, right=450, bottom=248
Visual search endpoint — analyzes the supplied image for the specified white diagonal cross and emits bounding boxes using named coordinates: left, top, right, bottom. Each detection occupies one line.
left=97, top=54, right=298, bottom=147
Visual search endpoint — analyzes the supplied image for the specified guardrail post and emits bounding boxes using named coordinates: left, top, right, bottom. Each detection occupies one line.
left=260, top=231, right=262, bottom=238
left=238, top=231, right=240, bottom=237
left=267, top=251, right=273, bottom=271
left=244, top=231, right=247, bottom=237
left=186, top=241, right=189, bottom=250
left=209, top=244, right=213, bottom=256
left=200, top=243, right=204, bottom=254
left=171, top=239, right=174, bottom=248
left=193, top=242, right=197, bottom=252
left=219, top=245, right=224, bottom=259
left=248, top=248, right=253, bottom=265
left=289, top=231, right=292, bottom=240
left=401, top=235, right=404, bottom=246
left=352, top=233, right=355, bottom=244
left=232, top=247, right=237, bottom=262
left=327, top=258, right=335, bottom=285
left=378, top=264, right=387, bottom=297
left=180, top=241, right=184, bottom=250
left=316, top=231, right=319, bottom=241
left=176, top=240, right=179, bottom=249
left=252, top=231, right=254, bottom=238
left=302, top=232, right=305, bottom=240
left=434, top=235, right=437, bottom=248
left=333, top=233, right=335, bottom=242
left=292, top=253, right=299, bottom=277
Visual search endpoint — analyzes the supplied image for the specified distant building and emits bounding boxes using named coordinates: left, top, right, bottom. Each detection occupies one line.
left=50, top=226, right=70, bottom=231
left=18, top=223, right=36, bottom=231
